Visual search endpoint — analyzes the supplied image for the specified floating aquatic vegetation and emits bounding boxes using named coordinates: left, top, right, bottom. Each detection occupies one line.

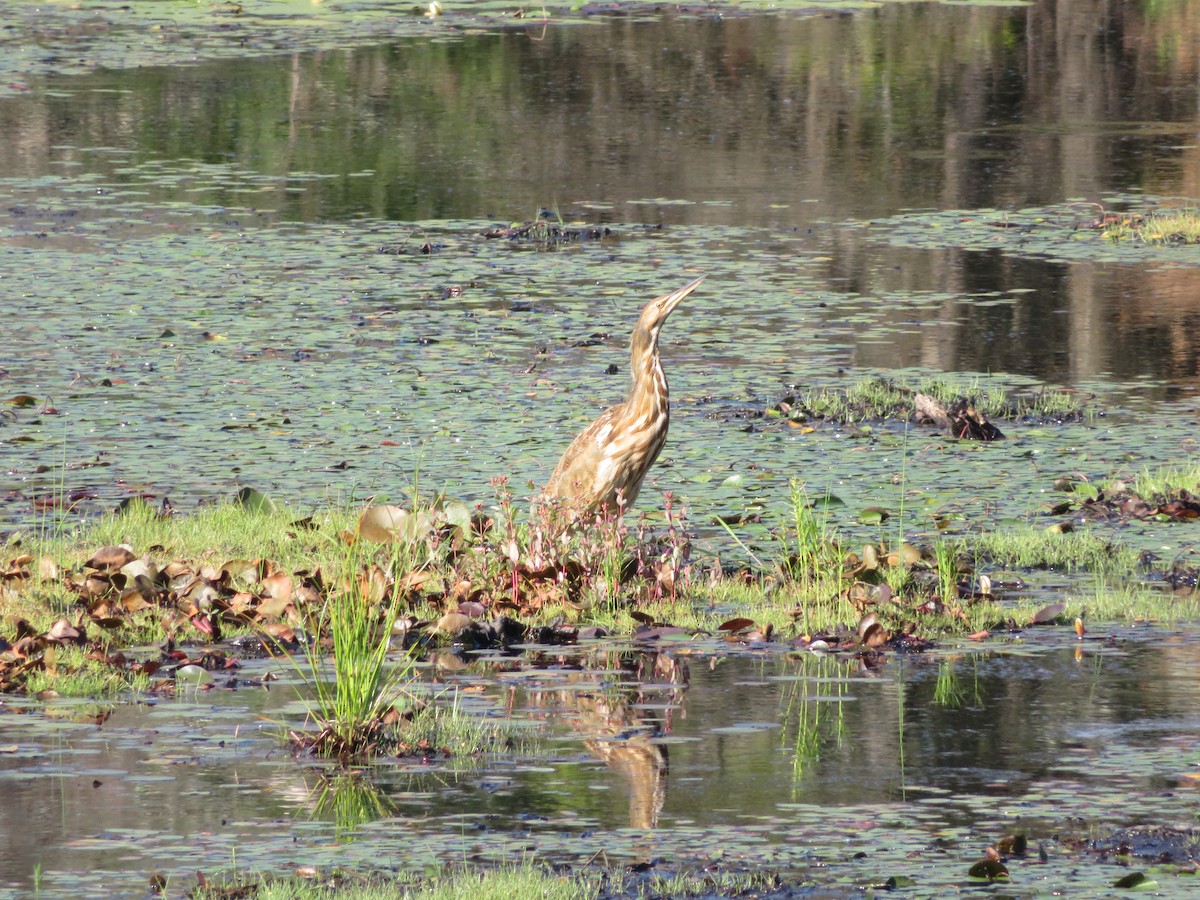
left=857, top=199, right=1200, bottom=266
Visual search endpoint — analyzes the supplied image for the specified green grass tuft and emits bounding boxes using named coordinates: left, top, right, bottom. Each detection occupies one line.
left=1102, top=208, right=1200, bottom=244
left=775, top=374, right=1085, bottom=425
left=971, top=527, right=1138, bottom=574
left=194, top=859, right=770, bottom=900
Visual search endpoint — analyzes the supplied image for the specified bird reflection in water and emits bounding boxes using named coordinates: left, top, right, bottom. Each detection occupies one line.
left=527, top=649, right=688, bottom=830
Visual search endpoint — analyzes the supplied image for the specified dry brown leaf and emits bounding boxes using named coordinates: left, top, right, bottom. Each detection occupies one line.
left=227, top=591, right=256, bottom=614
left=433, top=612, right=471, bottom=637
left=262, top=622, right=296, bottom=642
left=717, top=617, right=756, bottom=633
left=862, top=621, right=889, bottom=648
left=221, top=558, right=260, bottom=584
left=293, top=583, right=321, bottom=607
left=357, top=505, right=411, bottom=543
left=1030, top=602, right=1065, bottom=625
left=45, top=619, right=81, bottom=642
left=79, top=574, right=113, bottom=600
left=255, top=594, right=294, bottom=621
left=261, top=571, right=293, bottom=603
left=38, top=556, right=59, bottom=580
left=120, top=590, right=153, bottom=613
left=357, top=566, right=389, bottom=604
left=396, top=570, right=432, bottom=594
left=86, top=545, right=135, bottom=571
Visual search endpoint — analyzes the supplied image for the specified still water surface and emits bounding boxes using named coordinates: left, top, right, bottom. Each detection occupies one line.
left=1, top=631, right=1198, bottom=895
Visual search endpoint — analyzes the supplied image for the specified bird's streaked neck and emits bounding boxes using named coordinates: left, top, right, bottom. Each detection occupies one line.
left=627, top=325, right=668, bottom=413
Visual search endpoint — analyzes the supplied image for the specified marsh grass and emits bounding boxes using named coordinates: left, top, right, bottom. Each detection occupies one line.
left=596, top=521, right=630, bottom=610
left=23, top=645, right=149, bottom=698
left=781, top=482, right=841, bottom=581
left=84, top=499, right=355, bottom=567
left=1076, top=581, right=1200, bottom=624
left=197, top=859, right=768, bottom=900
left=403, top=694, right=540, bottom=756
left=779, top=375, right=1084, bottom=424
left=1125, top=460, right=1200, bottom=500
left=292, top=537, right=419, bottom=760
left=971, top=527, right=1138, bottom=574
left=933, top=538, right=964, bottom=605
left=589, top=578, right=815, bottom=635
left=0, top=575, right=76, bottom=636
left=770, top=481, right=850, bottom=633
left=880, top=560, right=914, bottom=596
left=1102, top=208, right=1200, bottom=244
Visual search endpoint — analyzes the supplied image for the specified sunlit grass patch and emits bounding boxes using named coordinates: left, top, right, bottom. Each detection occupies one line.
left=1125, top=460, right=1200, bottom=501
left=1, top=467, right=1194, bottom=709
left=971, top=527, right=1138, bottom=574
left=22, top=644, right=149, bottom=698
left=1101, top=208, right=1200, bottom=244
left=0, top=572, right=76, bottom=634
left=636, top=870, right=766, bottom=898
left=195, top=863, right=593, bottom=900
left=1077, top=581, right=1200, bottom=625
left=77, top=497, right=356, bottom=567
left=643, top=478, right=1182, bottom=641
left=11, top=500, right=354, bottom=637
left=772, top=374, right=1086, bottom=425
left=196, top=859, right=771, bottom=900
left=590, top=574, right=853, bottom=637
left=401, top=695, right=541, bottom=757
left=395, top=866, right=596, bottom=900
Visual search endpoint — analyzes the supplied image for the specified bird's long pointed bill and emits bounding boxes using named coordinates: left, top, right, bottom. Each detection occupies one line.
left=659, top=275, right=706, bottom=318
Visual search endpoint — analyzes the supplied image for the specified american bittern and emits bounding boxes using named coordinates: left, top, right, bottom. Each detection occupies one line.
left=543, top=276, right=705, bottom=514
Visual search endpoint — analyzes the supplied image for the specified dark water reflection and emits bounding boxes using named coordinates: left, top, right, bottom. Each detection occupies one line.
left=3, top=632, right=1199, bottom=895
left=8, top=4, right=1198, bottom=225
left=1, top=1, right=1199, bottom=390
